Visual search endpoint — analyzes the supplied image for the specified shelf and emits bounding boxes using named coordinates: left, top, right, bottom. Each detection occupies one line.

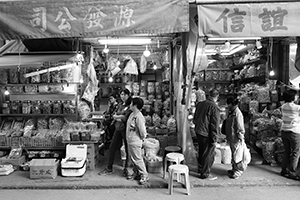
left=0, top=147, right=66, bottom=150
left=205, top=68, right=230, bottom=71
left=0, top=114, right=77, bottom=117
left=199, top=80, right=232, bottom=84
left=99, top=83, right=125, bottom=87
left=234, top=76, right=266, bottom=84
left=62, top=141, right=101, bottom=144
left=230, top=58, right=266, bottom=71
left=0, top=82, right=80, bottom=87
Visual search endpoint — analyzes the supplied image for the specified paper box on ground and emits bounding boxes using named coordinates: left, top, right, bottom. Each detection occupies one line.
left=30, top=159, right=59, bottom=179
left=0, top=155, right=26, bottom=167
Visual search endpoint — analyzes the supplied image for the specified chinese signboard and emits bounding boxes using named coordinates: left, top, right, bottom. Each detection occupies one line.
left=198, top=2, right=300, bottom=37
left=0, top=0, right=189, bottom=40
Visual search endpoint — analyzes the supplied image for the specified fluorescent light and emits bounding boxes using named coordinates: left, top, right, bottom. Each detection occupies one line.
left=208, top=37, right=261, bottom=41
left=98, top=38, right=152, bottom=45
left=221, top=44, right=247, bottom=56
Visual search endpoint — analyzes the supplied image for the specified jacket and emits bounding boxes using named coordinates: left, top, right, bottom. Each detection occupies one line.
left=126, top=111, right=147, bottom=146
left=225, top=106, right=245, bottom=143
left=193, top=97, right=220, bottom=142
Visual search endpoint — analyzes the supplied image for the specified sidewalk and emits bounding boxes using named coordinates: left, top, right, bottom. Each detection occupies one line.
left=0, top=150, right=300, bottom=189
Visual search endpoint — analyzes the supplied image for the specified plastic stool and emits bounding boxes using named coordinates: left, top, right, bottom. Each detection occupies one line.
left=163, top=146, right=182, bottom=177
left=163, top=152, right=184, bottom=179
left=168, top=164, right=191, bottom=195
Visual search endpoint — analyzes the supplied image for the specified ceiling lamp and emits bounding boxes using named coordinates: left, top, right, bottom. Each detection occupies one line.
left=269, top=69, right=275, bottom=76
left=103, top=44, right=109, bottom=54
left=256, top=40, right=262, bottom=49
left=143, top=45, right=151, bottom=57
left=98, top=37, right=152, bottom=45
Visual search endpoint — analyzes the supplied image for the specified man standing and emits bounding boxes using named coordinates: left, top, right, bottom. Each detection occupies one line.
left=193, top=89, right=220, bottom=180
left=126, top=97, right=149, bottom=185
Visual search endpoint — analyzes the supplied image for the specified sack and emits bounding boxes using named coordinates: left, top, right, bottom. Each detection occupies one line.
left=242, top=141, right=251, bottom=165
left=233, top=141, right=251, bottom=171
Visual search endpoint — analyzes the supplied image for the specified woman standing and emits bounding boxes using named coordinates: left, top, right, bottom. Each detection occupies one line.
left=224, top=96, right=246, bottom=179
left=99, top=89, right=132, bottom=176
left=103, top=93, right=119, bottom=141
left=280, top=89, right=300, bottom=180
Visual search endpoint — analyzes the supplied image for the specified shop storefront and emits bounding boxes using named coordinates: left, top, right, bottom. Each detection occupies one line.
left=186, top=0, right=300, bottom=166
left=0, top=0, right=190, bottom=176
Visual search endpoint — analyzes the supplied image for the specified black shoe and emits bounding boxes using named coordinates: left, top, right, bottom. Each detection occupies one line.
left=98, top=168, right=113, bottom=176
left=280, top=170, right=289, bottom=177
left=201, top=174, right=217, bottom=180
left=287, top=172, right=300, bottom=180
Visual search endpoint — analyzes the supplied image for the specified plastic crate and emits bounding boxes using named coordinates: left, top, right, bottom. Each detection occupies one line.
left=0, top=136, right=10, bottom=147
left=10, top=137, right=21, bottom=147
left=44, top=138, right=55, bottom=147
left=32, top=138, right=44, bottom=147
left=20, top=137, right=32, bottom=147
left=55, top=136, right=64, bottom=147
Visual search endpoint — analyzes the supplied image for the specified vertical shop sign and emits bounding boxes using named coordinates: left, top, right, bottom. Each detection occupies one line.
left=198, top=2, right=300, bottom=37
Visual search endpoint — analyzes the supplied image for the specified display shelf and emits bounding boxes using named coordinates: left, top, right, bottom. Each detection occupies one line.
left=98, top=83, right=125, bottom=87
left=0, top=146, right=66, bottom=150
left=205, top=68, right=230, bottom=71
left=234, top=76, right=266, bottom=84
left=198, top=80, right=232, bottom=84
left=0, top=82, right=80, bottom=87
left=0, top=114, right=77, bottom=117
left=230, top=58, right=266, bottom=71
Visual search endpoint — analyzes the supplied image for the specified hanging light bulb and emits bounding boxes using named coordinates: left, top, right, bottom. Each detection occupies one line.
left=269, top=69, right=275, bottom=76
left=4, top=90, right=9, bottom=96
left=116, top=60, right=121, bottom=66
left=108, top=76, right=113, bottom=83
left=79, top=75, right=84, bottom=84
left=143, top=45, right=151, bottom=57
left=153, top=62, right=157, bottom=70
left=157, top=40, right=160, bottom=48
left=256, top=40, right=262, bottom=49
left=103, top=44, right=109, bottom=54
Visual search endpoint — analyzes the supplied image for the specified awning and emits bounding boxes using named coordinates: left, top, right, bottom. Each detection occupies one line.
left=0, top=0, right=189, bottom=40
left=197, top=1, right=300, bottom=37
left=0, top=53, right=78, bottom=68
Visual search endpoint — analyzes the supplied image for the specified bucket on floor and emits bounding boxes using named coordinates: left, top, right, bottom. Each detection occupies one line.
left=220, top=145, right=231, bottom=164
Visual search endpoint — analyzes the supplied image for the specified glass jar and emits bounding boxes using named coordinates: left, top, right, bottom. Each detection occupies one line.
left=22, top=101, right=28, bottom=114
left=2, top=101, right=10, bottom=114
left=53, top=100, right=62, bottom=114
left=42, top=100, right=52, bottom=114
left=32, top=100, right=42, bottom=114
left=11, top=101, right=21, bottom=114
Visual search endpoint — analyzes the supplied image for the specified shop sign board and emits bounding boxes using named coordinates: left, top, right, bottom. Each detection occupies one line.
left=0, top=0, right=189, bottom=40
left=198, top=2, right=300, bottom=37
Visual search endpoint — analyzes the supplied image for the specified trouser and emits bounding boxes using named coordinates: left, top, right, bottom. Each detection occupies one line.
left=107, top=128, right=129, bottom=171
left=281, top=130, right=300, bottom=173
left=230, top=141, right=246, bottom=174
left=127, top=143, right=148, bottom=178
left=196, top=134, right=216, bottom=177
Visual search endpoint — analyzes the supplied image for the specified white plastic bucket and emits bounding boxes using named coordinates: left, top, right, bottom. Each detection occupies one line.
left=220, top=145, right=232, bottom=164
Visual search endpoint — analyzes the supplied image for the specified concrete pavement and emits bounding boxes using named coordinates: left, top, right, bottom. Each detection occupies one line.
left=1, top=149, right=300, bottom=190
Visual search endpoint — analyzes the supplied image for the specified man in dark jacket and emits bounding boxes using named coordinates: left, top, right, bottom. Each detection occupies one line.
left=193, top=89, right=220, bottom=180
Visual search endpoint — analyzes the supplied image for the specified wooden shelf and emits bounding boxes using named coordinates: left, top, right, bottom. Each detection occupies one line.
left=0, top=82, right=80, bottom=87
left=234, top=76, right=266, bottom=84
left=230, top=58, right=266, bottom=71
left=205, top=68, right=230, bottom=71
left=0, top=114, right=77, bottom=117
left=199, top=80, right=232, bottom=84
left=99, top=83, right=125, bottom=87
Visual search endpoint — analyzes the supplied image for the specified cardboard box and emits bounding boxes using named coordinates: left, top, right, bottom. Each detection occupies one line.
left=30, top=159, right=59, bottom=179
left=0, top=155, right=26, bottom=166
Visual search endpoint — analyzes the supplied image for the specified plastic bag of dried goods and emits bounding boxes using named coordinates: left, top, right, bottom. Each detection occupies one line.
left=143, top=138, right=160, bottom=158
left=140, top=55, right=147, bottom=73
left=152, top=113, right=161, bottom=127
left=0, top=69, right=8, bottom=84
left=167, top=115, right=177, bottom=132
left=124, top=58, right=138, bottom=75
